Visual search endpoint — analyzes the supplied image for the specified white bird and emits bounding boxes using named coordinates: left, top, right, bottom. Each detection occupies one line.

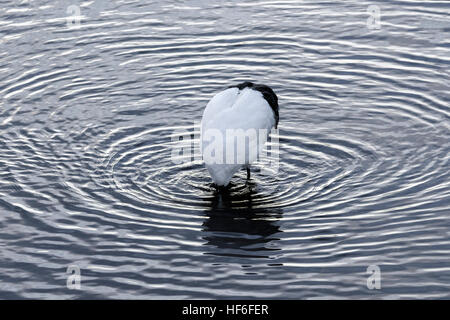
left=200, top=82, right=279, bottom=187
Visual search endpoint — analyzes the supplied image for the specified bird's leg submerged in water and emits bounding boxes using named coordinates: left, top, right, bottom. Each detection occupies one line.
left=246, top=166, right=251, bottom=180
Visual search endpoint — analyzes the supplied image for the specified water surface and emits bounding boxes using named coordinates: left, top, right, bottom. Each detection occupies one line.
left=0, top=0, right=449, bottom=299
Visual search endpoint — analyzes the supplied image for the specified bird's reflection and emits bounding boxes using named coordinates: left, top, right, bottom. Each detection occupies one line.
left=202, top=181, right=283, bottom=258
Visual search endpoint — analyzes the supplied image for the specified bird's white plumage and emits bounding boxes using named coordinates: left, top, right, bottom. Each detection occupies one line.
left=201, top=87, right=276, bottom=186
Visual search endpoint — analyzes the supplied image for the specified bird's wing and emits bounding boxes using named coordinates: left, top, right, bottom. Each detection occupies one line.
left=201, top=87, right=239, bottom=133
left=226, top=88, right=276, bottom=163
left=201, top=89, right=276, bottom=186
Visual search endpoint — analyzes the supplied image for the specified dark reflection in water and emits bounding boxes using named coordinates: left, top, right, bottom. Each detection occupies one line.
left=202, top=182, right=283, bottom=258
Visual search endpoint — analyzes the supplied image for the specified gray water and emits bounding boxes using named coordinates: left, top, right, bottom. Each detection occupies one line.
left=0, top=0, right=449, bottom=299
